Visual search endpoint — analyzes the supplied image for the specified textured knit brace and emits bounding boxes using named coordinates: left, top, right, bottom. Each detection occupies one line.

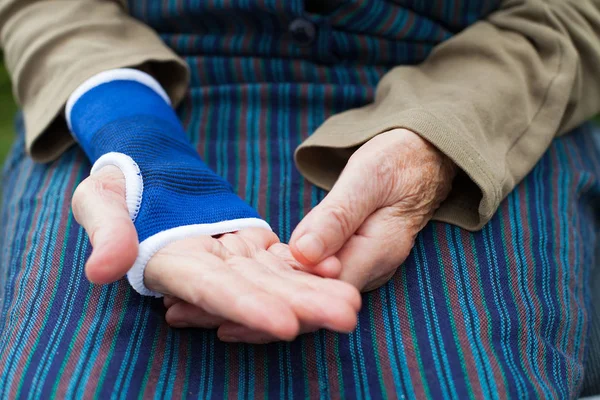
left=66, top=69, right=270, bottom=297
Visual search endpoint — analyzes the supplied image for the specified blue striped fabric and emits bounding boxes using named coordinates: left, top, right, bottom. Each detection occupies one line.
left=1, top=0, right=599, bottom=398
left=582, top=245, right=600, bottom=397
left=1, top=118, right=599, bottom=399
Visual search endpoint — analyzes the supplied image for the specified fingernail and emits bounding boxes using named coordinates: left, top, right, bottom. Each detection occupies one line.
left=295, top=234, right=325, bottom=263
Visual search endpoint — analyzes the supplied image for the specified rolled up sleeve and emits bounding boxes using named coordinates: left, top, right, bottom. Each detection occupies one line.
left=0, top=0, right=189, bottom=162
left=296, top=0, right=600, bottom=230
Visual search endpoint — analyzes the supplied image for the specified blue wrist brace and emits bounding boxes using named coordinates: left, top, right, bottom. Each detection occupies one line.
left=67, top=69, right=270, bottom=297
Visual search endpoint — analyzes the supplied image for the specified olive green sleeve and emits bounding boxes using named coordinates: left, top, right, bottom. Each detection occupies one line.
left=295, top=0, right=600, bottom=230
left=0, top=0, right=189, bottom=162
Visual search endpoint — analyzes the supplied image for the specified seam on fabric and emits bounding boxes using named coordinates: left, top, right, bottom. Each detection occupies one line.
left=502, top=4, right=568, bottom=184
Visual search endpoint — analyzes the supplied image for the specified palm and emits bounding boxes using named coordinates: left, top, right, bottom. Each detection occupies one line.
left=146, top=228, right=360, bottom=342
left=72, top=166, right=360, bottom=343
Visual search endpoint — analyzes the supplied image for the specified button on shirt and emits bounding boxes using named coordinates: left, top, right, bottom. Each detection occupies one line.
left=288, top=18, right=317, bottom=47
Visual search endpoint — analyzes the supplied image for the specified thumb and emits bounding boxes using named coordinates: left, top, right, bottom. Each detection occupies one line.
left=72, top=165, right=138, bottom=284
left=290, top=155, right=382, bottom=266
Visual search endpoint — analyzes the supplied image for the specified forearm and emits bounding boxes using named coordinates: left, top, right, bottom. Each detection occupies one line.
left=67, top=69, right=269, bottom=296
left=296, top=0, right=600, bottom=230
left=0, top=0, right=188, bottom=162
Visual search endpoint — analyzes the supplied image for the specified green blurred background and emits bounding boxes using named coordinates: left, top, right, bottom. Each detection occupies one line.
left=0, top=59, right=17, bottom=165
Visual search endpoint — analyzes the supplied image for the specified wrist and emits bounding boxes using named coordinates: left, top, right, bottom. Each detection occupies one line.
left=374, top=128, right=456, bottom=207
left=403, top=128, right=457, bottom=205
left=380, top=127, right=457, bottom=175
left=67, top=69, right=270, bottom=297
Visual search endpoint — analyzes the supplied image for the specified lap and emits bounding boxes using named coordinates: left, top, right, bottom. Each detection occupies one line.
left=1, top=117, right=599, bottom=399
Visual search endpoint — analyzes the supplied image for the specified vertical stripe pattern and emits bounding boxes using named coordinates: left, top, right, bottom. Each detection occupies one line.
left=1, top=0, right=598, bottom=398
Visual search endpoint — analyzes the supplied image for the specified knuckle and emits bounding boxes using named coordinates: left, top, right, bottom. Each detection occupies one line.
left=262, top=230, right=280, bottom=247
left=188, top=288, right=207, bottom=308
left=347, top=152, right=401, bottom=206
left=372, top=154, right=399, bottom=181
left=267, top=242, right=287, bottom=255
left=72, top=178, right=91, bottom=209
left=71, top=172, right=127, bottom=216
left=339, top=282, right=361, bottom=303
left=221, top=233, right=253, bottom=257
left=322, top=203, right=355, bottom=238
left=186, top=273, right=210, bottom=306
left=94, top=173, right=126, bottom=201
left=164, top=311, right=181, bottom=326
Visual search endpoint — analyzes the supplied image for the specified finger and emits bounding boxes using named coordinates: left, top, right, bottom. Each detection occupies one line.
left=228, top=228, right=280, bottom=250
left=216, top=229, right=277, bottom=259
left=218, top=233, right=342, bottom=279
left=144, top=237, right=300, bottom=340
left=230, top=250, right=359, bottom=332
left=218, top=322, right=318, bottom=344
left=163, top=295, right=181, bottom=309
left=166, top=301, right=226, bottom=329
left=265, top=243, right=361, bottom=311
left=289, top=155, right=381, bottom=266
left=71, top=165, right=138, bottom=284
left=267, top=242, right=342, bottom=278
left=310, top=256, right=343, bottom=278
left=165, top=244, right=361, bottom=334
left=336, top=208, right=413, bottom=291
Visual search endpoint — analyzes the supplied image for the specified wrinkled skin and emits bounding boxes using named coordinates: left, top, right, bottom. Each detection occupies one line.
left=71, top=128, right=455, bottom=343
left=290, top=128, right=457, bottom=291
left=71, top=165, right=361, bottom=342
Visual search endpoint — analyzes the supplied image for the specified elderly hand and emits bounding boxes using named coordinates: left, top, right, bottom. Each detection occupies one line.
left=162, top=128, right=456, bottom=344
left=289, top=128, right=456, bottom=291
left=71, top=165, right=361, bottom=342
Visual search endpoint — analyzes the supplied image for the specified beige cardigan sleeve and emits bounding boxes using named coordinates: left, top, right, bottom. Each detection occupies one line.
left=296, top=0, right=600, bottom=230
left=0, top=0, right=189, bottom=162
left=2, top=1, right=598, bottom=231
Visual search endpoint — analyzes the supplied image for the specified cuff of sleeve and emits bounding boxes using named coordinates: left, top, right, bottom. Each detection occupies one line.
left=295, top=108, right=503, bottom=231
left=24, top=51, right=189, bottom=163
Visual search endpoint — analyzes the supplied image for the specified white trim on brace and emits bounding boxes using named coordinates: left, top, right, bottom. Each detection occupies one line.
left=65, top=68, right=171, bottom=131
left=90, top=152, right=272, bottom=297
left=128, top=218, right=272, bottom=297
left=91, top=152, right=144, bottom=222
